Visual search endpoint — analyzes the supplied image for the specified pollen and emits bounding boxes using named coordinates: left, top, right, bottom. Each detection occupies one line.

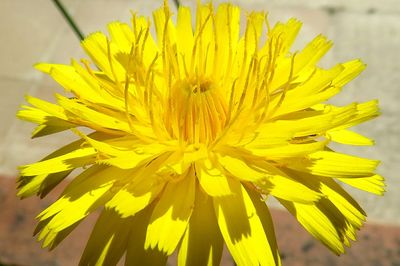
left=167, top=77, right=228, bottom=144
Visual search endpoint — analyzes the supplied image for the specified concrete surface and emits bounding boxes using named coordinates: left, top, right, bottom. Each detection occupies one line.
left=0, top=0, right=399, bottom=265
left=1, top=176, right=400, bottom=266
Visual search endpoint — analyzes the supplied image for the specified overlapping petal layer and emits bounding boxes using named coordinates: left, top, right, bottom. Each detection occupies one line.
left=17, top=1, right=383, bottom=265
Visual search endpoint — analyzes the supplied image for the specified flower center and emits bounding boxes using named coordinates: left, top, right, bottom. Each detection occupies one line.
left=166, top=77, right=228, bottom=145
left=191, top=80, right=211, bottom=94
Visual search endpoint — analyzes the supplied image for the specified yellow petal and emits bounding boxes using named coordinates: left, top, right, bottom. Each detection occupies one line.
left=327, top=129, right=374, bottom=146
left=107, top=21, right=134, bottom=53
left=36, top=63, right=93, bottom=98
left=260, top=175, right=323, bottom=204
left=17, top=171, right=71, bottom=199
left=270, top=65, right=343, bottom=117
left=73, top=65, right=119, bottom=101
left=213, top=180, right=280, bottom=266
left=248, top=141, right=327, bottom=159
left=34, top=216, right=78, bottom=250
left=17, top=133, right=107, bottom=197
left=246, top=187, right=281, bottom=265
left=145, top=171, right=195, bottom=255
left=17, top=105, right=49, bottom=124
left=217, top=154, right=267, bottom=182
left=236, top=124, right=294, bottom=147
left=19, top=146, right=96, bottom=176
left=249, top=103, right=356, bottom=147
left=56, top=95, right=132, bottom=133
left=336, top=99, right=379, bottom=130
left=81, top=32, right=125, bottom=80
left=106, top=171, right=165, bottom=217
left=260, top=18, right=302, bottom=90
left=244, top=12, right=265, bottom=56
left=338, top=174, right=385, bottom=195
left=37, top=166, right=125, bottom=226
left=214, top=3, right=240, bottom=80
left=153, top=3, right=176, bottom=48
left=17, top=96, right=74, bottom=138
left=295, top=35, right=333, bottom=73
left=176, top=6, right=194, bottom=72
left=92, top=139, right=171, bottom=170
left=269, top=18, right=302, bottom=56
left=215, top=3, right=240, bottom=52
left=32, top=123, right=75, bottom=138
left=178, top=187, right=223, bottom=266
left=35, top=62, right=129, bottom=119
left=163, top=144, right=208, bottom=175
left=17, top=142, right=77, bottom=196
left=80, top=209, right=130, bottom=266
left=25, top=95, right=68, bottom=120
left=125, top=204, right=168, bottom=266
left=196, top=159, right=235, bottom=197
left=332, top=59, right=366, bottom=87
left=36, top=166, right=130, bottom=248
left=280, top=199, right=346, bottom=254
left=79, top=132, right=130, bottom=154
left=280, top=190, right=365, bottom=254
left=320, top=178, right=366, bottom=229
left=285, top=151, right=380, bottom=178
left=215, top=151, right=322, bottom=203
left=277, top=169, right=370, bottom=251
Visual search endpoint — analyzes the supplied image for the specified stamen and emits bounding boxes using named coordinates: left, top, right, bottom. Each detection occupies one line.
left=123, top=69, right=135, bottom=132
left=80, top=58, right=122, bottom=100
left=106, top=40, right=122, bottom=88
left=211, top=11, right=218, bottom=79
left=133, top=28, right=146, bottom=85
left=267, top=33, right=283, bottom=84
left=119, top=45, right=134, bottom=132
left=144, top=53, right=160, bottom=107
left=225, top=5, right=233, bottom=79
left=251, top=14, right=260, bottom=55
left=148, top=71, right=155, bottom=127
left=180, top=53, right=189, bottom=77
left=131, top=12, right=138, bottom=37
left=190, top=11, right=212, bottom=73
left=162, top=5, right=172, bottom=91
left=264, top=13, right=271, bottom=35
left=226, top=78, right=238, bottom=125
left=203, top=43, right=211, bottom=74
left=277, top=53, right=296, bottom=105
left=269, top=52, right=297, bottom=117
left=237, top=56, right=256, bottom=110
left=140, top=19, right=151, bottom=60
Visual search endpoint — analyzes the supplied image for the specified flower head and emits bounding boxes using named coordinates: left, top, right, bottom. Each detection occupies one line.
left=17, top=1, right=384, bottom=265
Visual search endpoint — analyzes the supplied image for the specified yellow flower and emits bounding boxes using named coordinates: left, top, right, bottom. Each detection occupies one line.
left=17, top=1, right=384, bottom=265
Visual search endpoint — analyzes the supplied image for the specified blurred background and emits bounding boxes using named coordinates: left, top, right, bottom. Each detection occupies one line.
left=0, top=0, right=399, bottom=265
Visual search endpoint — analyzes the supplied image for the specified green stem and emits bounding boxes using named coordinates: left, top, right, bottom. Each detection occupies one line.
left=52, top=0, right=85, bottom=41
left=172, top=0, right=181, bottom=8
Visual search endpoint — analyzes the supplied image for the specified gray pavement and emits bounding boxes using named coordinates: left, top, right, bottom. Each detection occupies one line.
left=0, top=0, right=398, bottom=225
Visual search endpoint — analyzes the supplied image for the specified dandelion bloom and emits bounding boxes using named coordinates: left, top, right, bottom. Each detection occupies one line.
left=17, top=1, right=384, bottom=265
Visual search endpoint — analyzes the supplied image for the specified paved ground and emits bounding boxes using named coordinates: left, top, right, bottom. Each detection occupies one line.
left=2, top=177, right=400, bottom=266
left=0, top=0, right=399, bottom=265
